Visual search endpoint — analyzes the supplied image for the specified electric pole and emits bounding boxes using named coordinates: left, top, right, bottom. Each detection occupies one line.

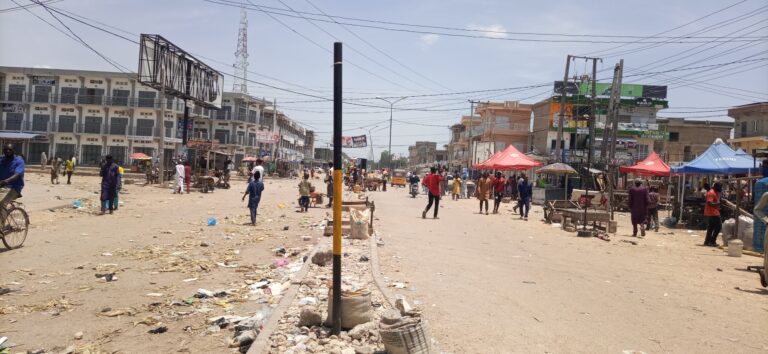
left=555, top=55, right=572, bottom=162
left=601, top=60, right=622, bottom=161
left=582, top=56, right=601, bottom=232
left=375, top=96, right=407, bottom=168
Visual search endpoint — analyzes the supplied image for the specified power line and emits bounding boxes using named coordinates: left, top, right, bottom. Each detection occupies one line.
left=207, top=0, right=765, bottom=42
left=302, top=0, right=452, bottom=91
left=0, top=0, right=61, bottom=13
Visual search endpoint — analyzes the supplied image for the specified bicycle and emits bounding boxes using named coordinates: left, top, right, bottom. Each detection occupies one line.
left=0, top=199, right=29, bottom=250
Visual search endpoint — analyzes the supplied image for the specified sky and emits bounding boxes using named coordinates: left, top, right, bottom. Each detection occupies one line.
left=1, top=0, right=767, bottom=159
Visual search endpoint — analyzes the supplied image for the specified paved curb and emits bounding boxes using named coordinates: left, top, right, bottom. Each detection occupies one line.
left=247, top=242, right=322, bottom=354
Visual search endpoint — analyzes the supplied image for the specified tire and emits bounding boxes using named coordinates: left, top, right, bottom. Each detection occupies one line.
left=2, top=206, right=29, bottom=250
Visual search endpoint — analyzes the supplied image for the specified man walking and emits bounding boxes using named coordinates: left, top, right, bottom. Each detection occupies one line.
left=704, top=182, right=722, bottom=246
left=252, top=158, right=265, bottom=182
left=647, top=186, right=660, bottom=232
left=325, top=162, right=333, bottom=208
left=65, top=155, right=75, bottom=184
left=628, top=180, right=649, bottom=237
left=174, top=160, right=185, bottom=194
left=184, top=160, right=192, bottom=194
left=242, top=171, right=265, bottom=225
left=476, top=172, right=492, bottom=215
left=491, top=172, right=506, bottom=214
left=99, top=155, right=119, bottom=215
left=518, top=174, right=533, bottom=220
left=421, top=167, right=443, bottom=219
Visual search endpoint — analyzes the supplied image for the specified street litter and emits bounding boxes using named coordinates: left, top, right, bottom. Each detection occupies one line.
left=391, top=282, right=407, bottom=289
left=207, top=217, right=217, bottom=226
left=100, top=308, right=136, bottom=317
left=182, top=278, right=198, bottom=282
left=72, top=200, right=81, bottom=209
left=274, top=258, right=289, bottom=268
left=298, top=297, right=317, bottom=305
left=148, top=326, right=168, bottom=334
left=145, top=293, right=164, bottom=297
left=101, top=252, right=113, bottom=257
left=95, top=273, right=116, bottom=282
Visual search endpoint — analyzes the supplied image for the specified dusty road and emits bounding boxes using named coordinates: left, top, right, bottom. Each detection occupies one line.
left=1, top=172, right=327, bottom=353
left=373, top=187, right=768, bottom=354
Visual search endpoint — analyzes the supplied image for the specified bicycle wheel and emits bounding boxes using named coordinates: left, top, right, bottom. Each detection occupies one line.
left=2, top=206, right=29, bottom=249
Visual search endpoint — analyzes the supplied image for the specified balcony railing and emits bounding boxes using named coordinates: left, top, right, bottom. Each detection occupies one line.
left=134, top=126, right=156, bottom=137
left=0, top=91, right=172, bottom=109
left=78, top=123, right=105, bottom=134
left=24, top=121, right=51, bottom=132
left=53, top=122, right=76, bottom=133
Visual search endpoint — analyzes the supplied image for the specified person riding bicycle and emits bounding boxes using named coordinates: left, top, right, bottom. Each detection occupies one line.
left=0, top=144, right=25, bottom=224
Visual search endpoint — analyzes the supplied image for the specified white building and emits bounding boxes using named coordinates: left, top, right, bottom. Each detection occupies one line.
left=0, top=66, right=312, bottom=167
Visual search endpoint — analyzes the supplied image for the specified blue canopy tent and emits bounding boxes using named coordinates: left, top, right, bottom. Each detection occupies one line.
left=671, top=139, right=756, bottom=175
left=672, top=139, right=756, bottom=242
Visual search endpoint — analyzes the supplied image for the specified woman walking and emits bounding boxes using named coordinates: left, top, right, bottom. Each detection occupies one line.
left=242, top=171, right=265, bottom=225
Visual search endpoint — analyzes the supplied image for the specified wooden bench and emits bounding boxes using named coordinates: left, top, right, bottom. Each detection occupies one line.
left=561, top=208, right=611, bottom=231
left=543, top=200, right=580, bottom=223
left=324, top=198, right=376, bottom=236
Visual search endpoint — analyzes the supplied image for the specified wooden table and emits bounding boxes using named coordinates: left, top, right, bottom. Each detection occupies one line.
left=561, top=208, right=611, bottom=230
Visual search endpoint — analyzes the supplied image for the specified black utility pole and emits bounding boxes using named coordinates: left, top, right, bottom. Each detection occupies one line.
left=555, top=55, right=572, bottom=162
left=583, top=57, right=601, bottom=232
left=331, top=42, right=343, bottom=335
left=182, top=61, right=192, bottom=149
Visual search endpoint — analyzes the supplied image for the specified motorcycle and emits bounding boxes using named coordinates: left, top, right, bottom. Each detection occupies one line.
left=410, top=182, right=419, bottom=198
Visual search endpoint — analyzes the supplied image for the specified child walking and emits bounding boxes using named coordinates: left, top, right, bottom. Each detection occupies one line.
left=242, top=171, right=265, bottom=225
left=298, top=173, right=312, bottom=212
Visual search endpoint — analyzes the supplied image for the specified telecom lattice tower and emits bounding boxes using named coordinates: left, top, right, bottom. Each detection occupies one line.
left=233, top=5, right=249, bottom=93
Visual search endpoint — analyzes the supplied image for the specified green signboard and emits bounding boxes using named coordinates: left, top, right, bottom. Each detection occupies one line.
left=579, top=83, right=645, bottom=97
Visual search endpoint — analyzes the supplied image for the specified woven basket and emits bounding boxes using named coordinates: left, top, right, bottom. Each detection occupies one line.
left=380, top=317, right=431, bottom=354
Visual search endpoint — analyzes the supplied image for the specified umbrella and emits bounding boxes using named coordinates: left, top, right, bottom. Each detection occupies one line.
left=539, top=163, right=577, bottom=175
left=539, top=162, right=577, bottom=199
left=129, top=152, right=151, bottom=160
left=489, top=145, right=542, bottom=170
left=619, top=151, right=670, bottom=177
left=242, top=156, right=258, bottom=162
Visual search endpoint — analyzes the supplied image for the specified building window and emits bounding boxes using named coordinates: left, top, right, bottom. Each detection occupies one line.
left=135, top=119, right=155, bottom=136
left=78, top=88, right=104, bottom=105
left=215, top=129, right=230, bottom=144
left=58, top=115, right=76, bottom=133
left=60, top=87, right=78, bottom=104
left=111, top=89, right=130, bottom=106
left=81, top=145, right=103, bottom=166
left=216, top=106, right=232, bottom=120
left=754, top=120, right=759, bottom=133
left=110, top=117, right=128, bottom=135
left=137, top=91, right=157, bottom=108
left=83, top=116, right=103, bottom=134
left=8, top=85, right=25, bottom=102
left=108, top=146, right=127, bottom=164
left=638, top=144, right=649, bottom=159
left=668, top=132, right=679, bottom=142
left=165, top=121, right=174, bottom=138
left=33, top=86, right=52, bottom=103
left=31, top=114, right=50, bottom=132
left=4, top=112, right=23, bottom=130
left=740, top=122, right=747, bottom=137
left=28, top=143, right=49, bottom=164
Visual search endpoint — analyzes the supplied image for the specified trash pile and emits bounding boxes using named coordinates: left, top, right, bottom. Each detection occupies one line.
left=265, top=234, right=396, bottom=354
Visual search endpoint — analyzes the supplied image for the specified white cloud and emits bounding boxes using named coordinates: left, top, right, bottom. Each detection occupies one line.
left=32, top=65, right=53, bottom=69
left=420, top=34, right=440, bottom=46
left=466, top=24, right=508, bottom=39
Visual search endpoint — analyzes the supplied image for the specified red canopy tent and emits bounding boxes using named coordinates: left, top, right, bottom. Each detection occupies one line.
left=473, top=151, right=502, bottom=169
left=619, top=151, right=670, bottom=177
left=488, top=145, right=542, bottom=170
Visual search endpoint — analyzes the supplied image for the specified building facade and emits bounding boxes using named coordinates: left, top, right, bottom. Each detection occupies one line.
left=474, top=101, right=532, bottom=154
left=407, top=141, right=437, bottom=166
left=0, top=66, right=312, bottom=167
left=655, top=117, right=733, bottom=164
left=531, top=89, right=669, bottom=163
left=728, top=102, right=768, bottom=153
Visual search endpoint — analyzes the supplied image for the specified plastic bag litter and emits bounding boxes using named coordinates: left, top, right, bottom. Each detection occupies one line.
left=207, top=217, right=217, bottom=226
left=72, top=200, right=81, bottom=209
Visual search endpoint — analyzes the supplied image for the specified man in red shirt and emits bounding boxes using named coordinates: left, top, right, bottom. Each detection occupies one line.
left=703, top=182, right=722, bottom=247
left=421, top=167, right=444, bottom=219
left=491, top=171, right=506, bottom=214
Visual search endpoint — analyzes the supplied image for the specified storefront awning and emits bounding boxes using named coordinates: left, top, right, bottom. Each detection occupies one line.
left=0, top=132, right=41, bottom=140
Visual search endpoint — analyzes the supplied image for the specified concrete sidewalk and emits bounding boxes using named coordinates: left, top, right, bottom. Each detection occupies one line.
left=17, top=172, right=97, bottom=213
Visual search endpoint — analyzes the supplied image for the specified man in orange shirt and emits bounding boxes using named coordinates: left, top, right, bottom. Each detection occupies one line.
left=421, top=167, right=444, bottom=219
left=703, top=182, right=722, bottom=247
left=491, top=171, right=506, bottom=214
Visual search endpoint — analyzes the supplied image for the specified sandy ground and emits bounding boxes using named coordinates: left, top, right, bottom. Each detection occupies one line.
left=372, top=188, right=768, bottom=354
left=1, top=172, right=329, bottom=353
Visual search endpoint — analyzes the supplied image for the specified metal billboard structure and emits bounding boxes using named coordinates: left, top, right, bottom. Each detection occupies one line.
left=138, top=34, right=223, bottom=109
left=138, top=34, right=224, bottom=182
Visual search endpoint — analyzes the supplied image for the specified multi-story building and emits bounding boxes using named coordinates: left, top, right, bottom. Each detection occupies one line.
left=531, top=83, right=669, bottom=163
left=408, top=141, right=436, bottom=166
left=728, top=102, right=768, bottom=153
left=474, top=101, right=532, bottom=154
left=0, top=66, right=313, bottom=167
left=655, top=117, right=733, bottom=164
